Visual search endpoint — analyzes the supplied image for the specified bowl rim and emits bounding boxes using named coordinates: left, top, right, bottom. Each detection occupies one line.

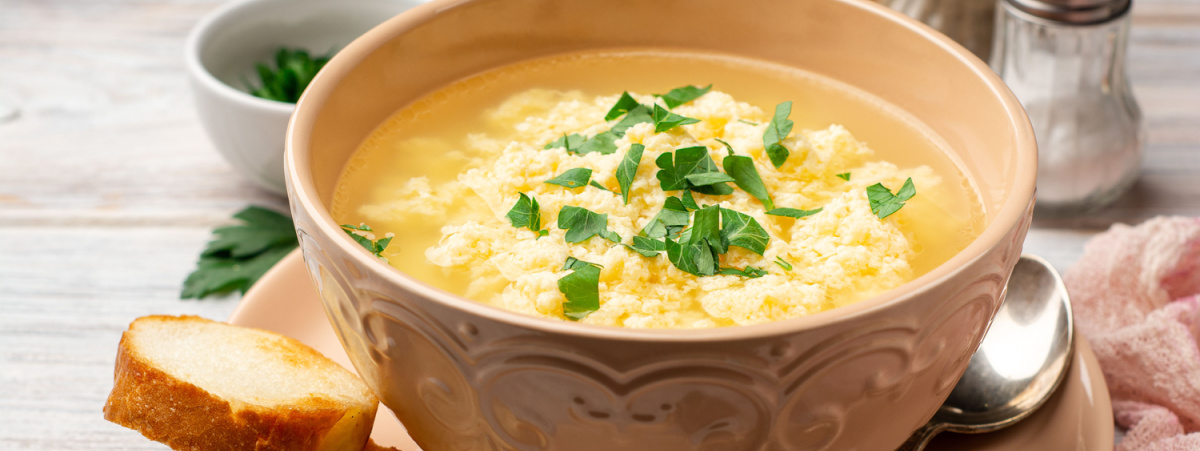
left=285, top=0, right=1037, bottom=342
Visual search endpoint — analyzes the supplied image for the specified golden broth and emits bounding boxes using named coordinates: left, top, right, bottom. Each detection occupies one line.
left=332, top=49, right=985, bottom=325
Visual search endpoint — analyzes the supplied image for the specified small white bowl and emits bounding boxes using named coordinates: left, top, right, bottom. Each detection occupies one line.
left=185, top=0, right=421, bottom=194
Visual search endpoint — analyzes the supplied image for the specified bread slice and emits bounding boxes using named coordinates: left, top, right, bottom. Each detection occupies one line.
left=104, top=315, right=378, bottom=451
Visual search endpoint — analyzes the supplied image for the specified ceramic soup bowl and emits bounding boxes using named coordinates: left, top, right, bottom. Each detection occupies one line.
left=284, top=0, right=1037, bottom=449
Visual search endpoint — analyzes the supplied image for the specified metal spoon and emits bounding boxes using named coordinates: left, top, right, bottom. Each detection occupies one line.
left=897, top=254, right=1074, bottom=450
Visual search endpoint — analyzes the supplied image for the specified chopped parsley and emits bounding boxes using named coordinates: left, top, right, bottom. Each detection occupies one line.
left=680, top=190, right=700, bottom=210
left=719, top=208, right=769, bottom=255
left=837, top=172, right=852, bottom=181
left=589, top=180, right=610, bottom=191
left=774, top=256, right=794, bottom=271
left=181, top=206, right=298, bottom=299
left=738, top=119, right=760, bottom=126
left=578, top=131, right=619, bottom=155
left=616, top=144, right=644, bottom=204
left=340, top=223, right=393, bottom=260
left=605, top=92, right=642, bottom=121
left=718, top=266, right=768, bottom=278
left=557, top=206, right=621, bottom=243
left=763, top=101, right=794, bottom=168
left=628, top=236, right=667, bottom=257
left=766, top=207, right=823, bottom=219
left=655, top=146, right=734, bottom=195
left=505, top=193, right=549, bottom=237
left=545, top=168, right=593, bottom=189
left=544, top=133, right=586, bottom=152
left=867, top=177, right=916, bottom=219
left=657, top=84, right=712, bottom=109
left=714, top=138, right=736, bottom=156
left=651, top=104, right=700, bottom=133
left=689, top=205, right=725, bottom=253
left=558, top=257, right=602, bottom=320
left=611, top=105, right=653, bottom=136
left=246, top=48, right=332, bottom=103
left=666, top=235, right=719, bottom=276
left=641, top=197, right=690, bottom=238
left=723, top=155, right=775, bottom=210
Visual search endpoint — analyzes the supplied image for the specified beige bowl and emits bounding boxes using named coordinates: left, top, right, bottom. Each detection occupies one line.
left=284, top=0, right=1037, bottom=449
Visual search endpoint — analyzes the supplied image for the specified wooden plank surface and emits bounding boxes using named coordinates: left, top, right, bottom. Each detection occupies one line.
left=1, top=0, right=1197, bottom=449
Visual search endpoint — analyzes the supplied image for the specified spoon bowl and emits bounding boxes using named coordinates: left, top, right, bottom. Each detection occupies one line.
left=900, top=254, right=1074, bottom=450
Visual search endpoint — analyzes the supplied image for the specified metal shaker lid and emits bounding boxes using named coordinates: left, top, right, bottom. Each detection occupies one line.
left=1006, top=0, right=1131, bottom=24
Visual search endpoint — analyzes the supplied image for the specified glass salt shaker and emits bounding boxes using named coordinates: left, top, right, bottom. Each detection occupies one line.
left=874, top=0, right=998, bottom=61
left=990, top=0, right=1145, bottom=217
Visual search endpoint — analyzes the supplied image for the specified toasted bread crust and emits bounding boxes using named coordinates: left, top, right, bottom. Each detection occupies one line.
left=103, top=315, right=374, bottom=451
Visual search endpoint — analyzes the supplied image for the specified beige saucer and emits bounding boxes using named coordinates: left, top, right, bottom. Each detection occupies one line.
left=229, top=251, right=1114, bottom=451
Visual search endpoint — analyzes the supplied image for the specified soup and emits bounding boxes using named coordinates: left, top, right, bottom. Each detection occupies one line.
left=331, top=50, right=985, bottom=328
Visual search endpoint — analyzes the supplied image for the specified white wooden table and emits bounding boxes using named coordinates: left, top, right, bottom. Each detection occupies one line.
left=1, top=0, right=1196, bottom=449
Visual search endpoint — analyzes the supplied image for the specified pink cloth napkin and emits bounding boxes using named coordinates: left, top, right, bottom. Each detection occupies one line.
left=1063, top=217, right=1200, bottom=451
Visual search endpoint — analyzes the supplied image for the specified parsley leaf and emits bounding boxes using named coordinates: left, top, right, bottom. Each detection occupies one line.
left=719, top=208, right=769, bottom=255
left=641, top=197, right=690, bottom=238
left=246, top=48, right=332, bottom=103
left=681, top=190, right=700, bottom=210
left=767, top=207, right=823, bottom=219
left=605, top=92, right=642, bottom=121
left=578, top=131, right=619, bottom=155
left=867, top=177, right=916, bottom=219
left=665, top=235, right=719, bottom=276
left=655, top=146, right=733, bottom=195
left=718, top=266, right=768, bottom=278
left=714, top=138, right=736, bottom=156
left=723, top=155, right=775, bottom=210
left=506, top=192, right=548, bottom=236
left=651, top=104, right=700, bottom=133
left=557, top=206, right=621, bottom=243
left=611, top=104, right=653, bottom=136
left=544, top=133, right=587, bottom=152
left=589, top=180, right=610, bottom=191
left=616, top=144, right=644, bottom=204
left=181, top=206, right=298, bottom=299
left=738, top=119, right=760, bottom=126
left=558, top=257, right=602, bottom=320
left=684, top=172, right=736, bottom=186
left=837, top=172, right=851, bottom=181
left=689, top=205, right=726, bottom=253
left=763, top=101, right=794, bottom=168
left=545, top=168, right=593, bottom=189
left=341, top=223, right=392, bottom=259
left=775, top=256, right=794, bottom=271
left=628, top=236, right=667, bottom=257
left=658, top=84, right=712, bottom=109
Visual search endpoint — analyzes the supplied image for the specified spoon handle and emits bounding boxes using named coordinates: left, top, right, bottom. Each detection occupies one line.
left=895, top=422, right=944, bottom=451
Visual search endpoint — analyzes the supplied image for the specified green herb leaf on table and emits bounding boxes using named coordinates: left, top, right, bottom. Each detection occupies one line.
left=558, top=257, right=602, bottom=320
left=651, top=104, right=700, bottom=133
left=589, top=180, right=611, bottom=192
left=605, top=92, right=643, bottom=121
left=719, top=208, right=769, bottom=255
left=246, top=48, right=332, bottom=103
left=616, top=144, right=644, bottom=204
left=658, top=84, right=712, bottom=109
left=718, top=266, right=768, bottom=278
left=763, top=101, right=794, bottom=168
left=867, top=177, right=916, bottom=219
left=544, top=133, right=587, bottom=152
left=545, top=168, right=593, bottom=189
left=181, top=206, right=298, bottom=299
left=611, top=105, right=653, bottom=136
left=628, top=236, right=667, bottom=257
left=775, top=256, right=794, bottom=271
left=341, top=224, right=392, bottom=259
left=641, top=197, right=690, bottom=238
left=506, top=192, right=549, bottom=237
left=767, top=207, right=823, bottom=219
left=557, top=206, right=621, bottom=243
left=837, top=172, right=852, bottom=181
left=723, top=155, right=775, bottom=210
